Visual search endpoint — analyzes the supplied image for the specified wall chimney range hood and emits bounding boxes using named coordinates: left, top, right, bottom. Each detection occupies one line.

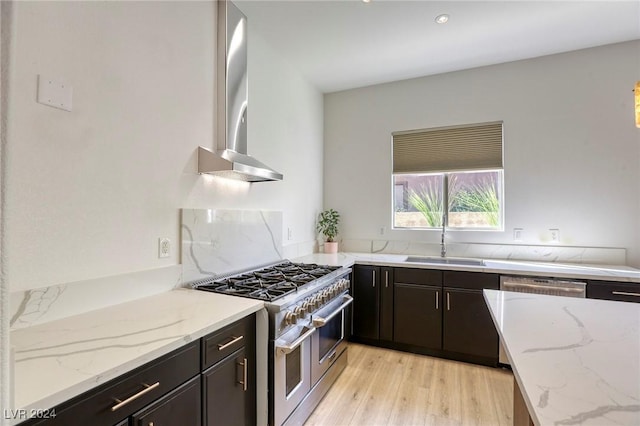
left=198, top=0, right=283, bottom=182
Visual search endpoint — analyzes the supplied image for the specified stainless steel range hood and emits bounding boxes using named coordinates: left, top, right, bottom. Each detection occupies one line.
left=198, top=0, right=283, bottom=182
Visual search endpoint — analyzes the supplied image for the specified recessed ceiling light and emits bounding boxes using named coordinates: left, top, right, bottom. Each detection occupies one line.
left=435, top=14, right=449, bottom=24
left=362, top=0, right=372, bottom=3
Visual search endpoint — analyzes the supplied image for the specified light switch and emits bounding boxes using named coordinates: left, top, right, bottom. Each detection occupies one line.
left=37, top=75, right=73, bottom=111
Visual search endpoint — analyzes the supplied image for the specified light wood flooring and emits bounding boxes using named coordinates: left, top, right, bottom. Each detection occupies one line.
left=304, top=343, right=513, bottom=426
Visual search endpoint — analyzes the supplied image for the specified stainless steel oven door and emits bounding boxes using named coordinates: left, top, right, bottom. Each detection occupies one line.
left=273, top=324, right=315, bottom=426
left=310, top=294, right=353, bottom=385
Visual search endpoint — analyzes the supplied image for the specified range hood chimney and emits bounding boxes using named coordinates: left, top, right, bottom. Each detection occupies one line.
left=198, top=0, right=283, bottom=182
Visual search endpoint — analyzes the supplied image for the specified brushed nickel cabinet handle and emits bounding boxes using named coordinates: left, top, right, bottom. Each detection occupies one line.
left=446, top=292, right=450, bottom=311
left=385, top=270, right=389, bottom=288
left=612, top=291, right=640, bottom=297
left=218, top=335, right=244, bottom=351
left=435, top=291, right=439, bottom=310
left=372, top=270, right=376, bottom=287
left=238, top=358, right=248, bottom=391
left=111, top=382, right=160, bottom=412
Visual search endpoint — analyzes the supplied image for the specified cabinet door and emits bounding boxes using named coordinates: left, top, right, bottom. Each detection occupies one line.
left=379, top=267, right=394, bottom=342
left=442, top=288, right=498, bottom=360
left=352, top=265, right=380, bottom=340
left=203, top=348, right=251, bottom=426
left=131, top=375, right=201, bottom=426
left=393, top=283, right=442, bottom=349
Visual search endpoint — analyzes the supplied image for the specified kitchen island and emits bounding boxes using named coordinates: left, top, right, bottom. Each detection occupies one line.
left=483, top=289, right=640, bottom=425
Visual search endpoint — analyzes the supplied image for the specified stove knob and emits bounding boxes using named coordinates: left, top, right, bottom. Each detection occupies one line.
left=294, top=306, right=304, bottom=319
left=302, top=300, right=311, bottom=313
left=313, top=294, right=322, bottom=308
left=284, top=311, right=296, bottom=325
left=323, top=289, right=331, bottom=302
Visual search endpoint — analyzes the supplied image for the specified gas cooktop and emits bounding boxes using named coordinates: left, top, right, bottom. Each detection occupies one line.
left=192, top=261, right=342, bottom=302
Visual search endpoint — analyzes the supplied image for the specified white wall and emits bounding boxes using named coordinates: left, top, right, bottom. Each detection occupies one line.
left=5, top=0, right=324, bottom=293
left=324, top=41, right=640, bottom=266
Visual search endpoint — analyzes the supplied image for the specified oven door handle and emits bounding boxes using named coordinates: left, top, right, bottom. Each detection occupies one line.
left=275, top=326, right=316, bottom=354
left=312, top=295, right=354, bottom=328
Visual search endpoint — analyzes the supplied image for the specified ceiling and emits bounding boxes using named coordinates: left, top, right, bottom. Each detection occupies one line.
left=237, top=0, right=640, bottom=93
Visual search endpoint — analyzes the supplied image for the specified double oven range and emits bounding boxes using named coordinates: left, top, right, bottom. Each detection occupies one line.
left=193, top=261, right=353, bottom=426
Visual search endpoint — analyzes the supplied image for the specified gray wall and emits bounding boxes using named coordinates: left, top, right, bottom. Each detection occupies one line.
left=324, top=41, right=640, bottom=266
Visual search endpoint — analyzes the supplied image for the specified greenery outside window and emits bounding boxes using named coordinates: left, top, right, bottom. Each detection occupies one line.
left=393, top=170, right=503, bottom=229
left=392, top=121, right=504, bottom=230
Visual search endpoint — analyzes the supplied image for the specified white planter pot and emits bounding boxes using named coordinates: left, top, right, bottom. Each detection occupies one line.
left=324, top=242, right=338, bottom=254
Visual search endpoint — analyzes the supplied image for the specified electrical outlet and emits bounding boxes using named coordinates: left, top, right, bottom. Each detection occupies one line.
left=287, top=227, right=293, bottom=241
left=549, top=229, right=560, bottom=243
left=513, top=228, right=523, bottom=241
left=380, top=227, right=386, bottom=235
left=158, top=238, right=170, bottom=258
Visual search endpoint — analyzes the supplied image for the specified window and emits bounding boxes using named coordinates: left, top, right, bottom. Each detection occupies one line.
left=392, top=122, right=503, bottom=230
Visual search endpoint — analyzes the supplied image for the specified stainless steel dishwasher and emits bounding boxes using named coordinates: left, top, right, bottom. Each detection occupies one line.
left=498, top=275, right=587, bottom=365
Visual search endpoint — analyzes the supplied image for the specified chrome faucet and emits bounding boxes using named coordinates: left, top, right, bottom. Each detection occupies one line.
left=440, top=214, right=447, bottom=258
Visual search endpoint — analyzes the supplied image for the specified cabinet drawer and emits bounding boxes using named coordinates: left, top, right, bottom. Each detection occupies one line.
left=444, top=271, right=499, bottom=290
left=25, top=341, right=200, bottom=426
left=202, top=315, right=254, bottom=370
left=587, top=281, right=640, bottom=303
left=394, top=268, right=442, bottom=286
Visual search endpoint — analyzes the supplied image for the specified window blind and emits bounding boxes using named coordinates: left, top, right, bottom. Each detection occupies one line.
left=393, top=121, right=503, bottom=174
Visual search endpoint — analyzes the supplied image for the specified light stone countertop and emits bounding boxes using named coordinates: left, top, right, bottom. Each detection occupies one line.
left=483, top=289, right=640, bottom=425
left=9, top=289, right=265, bottom=425
left=292, top=252, right=640, bottom=283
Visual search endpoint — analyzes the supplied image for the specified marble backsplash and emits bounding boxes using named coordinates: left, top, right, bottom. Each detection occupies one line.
left=340, top=239, right=627, bottom=265
left=8, top=209, right=311, bottom=330
left=181, top=209, right=285, bottom=283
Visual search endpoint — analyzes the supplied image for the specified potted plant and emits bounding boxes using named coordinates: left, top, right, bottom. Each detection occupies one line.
left=316, top=209, right=340, bottom=254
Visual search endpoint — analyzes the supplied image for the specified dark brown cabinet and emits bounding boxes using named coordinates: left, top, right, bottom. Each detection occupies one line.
left=587, top=280, right=640, bottom=303
left=131, top=376, right=201, bottom=426
left=201, top=315, right=256, bottom=426
left=352, top=265, right=499, bottom=366
left=202, top=348, right=249, bottom=426
left=351, top=265, right=394, bottom=342
left=394, top=283, right=442, bottom=348
left=443, top=271, right=499, bottom=363
left=393, top=268, right=443, bottom=349
left=442, top=288, right=498, bottom=359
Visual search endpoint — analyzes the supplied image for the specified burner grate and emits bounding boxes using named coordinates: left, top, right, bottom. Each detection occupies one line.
left=192, top=261, right=342, bottom=301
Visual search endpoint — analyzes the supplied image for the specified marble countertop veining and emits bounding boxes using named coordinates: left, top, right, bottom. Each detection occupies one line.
left=9, top=289, right=264, bottom=423
left=292, top=252, right=640, bottom=282
left=483, top=289, right=640, bottom=425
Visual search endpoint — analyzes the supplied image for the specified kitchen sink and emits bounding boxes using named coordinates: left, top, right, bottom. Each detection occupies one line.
left=404, top=256, right=486, bottom=266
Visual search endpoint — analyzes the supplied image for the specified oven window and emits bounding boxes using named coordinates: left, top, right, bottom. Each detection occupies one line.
left=285, top=346, right=302, bottom=396
left=318, top=312, right=343, bottom=360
